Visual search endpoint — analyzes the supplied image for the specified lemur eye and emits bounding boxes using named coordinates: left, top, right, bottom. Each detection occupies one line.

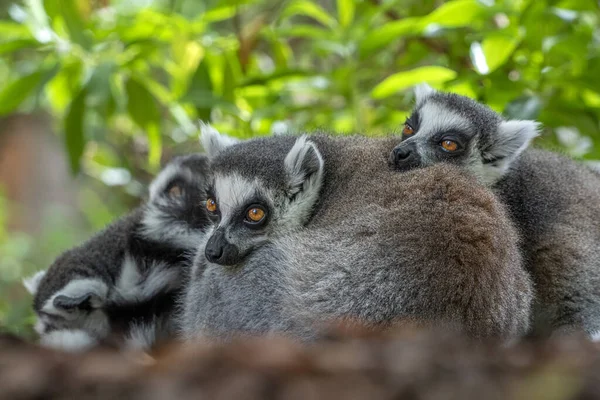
left=402, top=124, right=415, bottom=136
left=206, top=198, right=218, bottom=213
left=440, top=140, right=459, bottom=152
left=246, top=207, right=265, bottom=223
left=168, top=185, right=183, bottom=198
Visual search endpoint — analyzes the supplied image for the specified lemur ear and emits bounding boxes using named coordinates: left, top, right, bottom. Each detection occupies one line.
left=199, top=121, right=239, bottom=158
left=284, top=135, right=324, bottom=197
left=484, top=120, right=541, bottom=167
left=283, top=135, right=324, bottom=224
left=414, top=83, right=436, bottom=104
left=23, top=270, right=47, bottom=295
left=43, top=279, right=108, bottom=316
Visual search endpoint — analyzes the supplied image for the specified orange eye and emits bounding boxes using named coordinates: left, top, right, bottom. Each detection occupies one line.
left=402, top=124, right=414, bottom=136
left=206, top=198, right=217, bottom=213
left=441, top=140, right=458, bottom=152
left=246, top=207, right=265, bottom=223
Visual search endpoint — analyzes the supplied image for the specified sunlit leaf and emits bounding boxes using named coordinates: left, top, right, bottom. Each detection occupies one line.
left=0, top=21, right=34, bottom=39
left=64, top=87, right=87, bottom=174
left=337, top=0, right=355, bottom=28
left=422, top=0, right=486, bottom=29
left=359, top=17, right=421, bottom=57
left=371, top=66, right=457, bottom=99
left=44, top=0, right=91, bottom=48
left=202, top=5, right=237, bottom=22
left=283, top=1, right=337, bottom=28
left=46, top=61, right=83, bottom=113
left=473, top=29, right=523, bottom=74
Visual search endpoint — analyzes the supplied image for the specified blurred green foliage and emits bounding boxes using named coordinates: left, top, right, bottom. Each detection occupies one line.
left=1, top=0, right=600, bottom=334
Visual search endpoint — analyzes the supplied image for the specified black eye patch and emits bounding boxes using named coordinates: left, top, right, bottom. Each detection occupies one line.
left=164, top=179, right=186, bottom=199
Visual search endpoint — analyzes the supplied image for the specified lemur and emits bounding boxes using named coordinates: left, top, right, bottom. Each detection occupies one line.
left=390, top=83, right=600, bottom=339
left=23, top=154, right=211, bottom=351
left=180, top=125, right=533, bottom=342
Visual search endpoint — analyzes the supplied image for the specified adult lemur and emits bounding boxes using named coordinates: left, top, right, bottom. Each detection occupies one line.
left=181, top=125, right=533, bottom=342
left=24, top=154, right=211, bottom=351
left=390, top=84, right=600, bottom=338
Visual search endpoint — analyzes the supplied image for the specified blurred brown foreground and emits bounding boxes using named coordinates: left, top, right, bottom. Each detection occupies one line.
left=1, top=325, right=600, bottom=400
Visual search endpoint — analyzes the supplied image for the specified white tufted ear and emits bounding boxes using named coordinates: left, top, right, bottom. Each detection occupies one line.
left=414, top=83, right=436, bottom=104
left=486, top=120, right=541, bottom=166
left=477, top=119, right=541, bottom=185
left=282, top=135, right=324, bottom=225
left=23, top=270, right=47, bottom=295
left=199, top=121, right=240, bottom=158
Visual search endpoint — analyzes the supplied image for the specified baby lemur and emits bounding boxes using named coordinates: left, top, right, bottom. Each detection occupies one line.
left=181, top=126, right=533, bottom=342
left=390, top=84, right=600, bottom=338
left=23, top=154, right=211, bottom=351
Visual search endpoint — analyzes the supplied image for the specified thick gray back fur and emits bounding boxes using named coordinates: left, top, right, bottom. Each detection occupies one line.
left=496, top=149, right=600, bottom=337
left=182, top=134, right=533, bottom=341
left=390, top=84, right=600, bottom=338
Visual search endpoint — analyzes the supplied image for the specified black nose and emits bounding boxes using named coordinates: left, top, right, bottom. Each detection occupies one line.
left=390, top=143, right=422, bottom=171
left=205, top=235, right=224, bottom=263
left=393, top=146, right=412, bottom=162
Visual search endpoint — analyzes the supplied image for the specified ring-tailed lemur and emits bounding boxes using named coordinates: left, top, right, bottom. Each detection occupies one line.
left=180, top=126, right=533, bottom=342
left=23, top=154, right=211, bottom=351
left=390, top=84, right=600, bottom=339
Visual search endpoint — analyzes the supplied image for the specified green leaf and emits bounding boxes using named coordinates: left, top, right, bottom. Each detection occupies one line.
left=276, top=25, right=330, bottom=39
left=0, top=39, right=41, bottom=55
left=64, top=87, right=87, bottom=174
left=0, top=70, right=44, bottom=115
left=283, top=1, right=337, bottom=29
left=421, top=0, right=485, bottom=29
left=475, top=29, right=523, bottom=74
left=125, top=77, right=162, bottom=168
left=45, top=0, right=91, bottom=48
left=359, top=17, right=422, bottom=57
left=185, top=61, right=214, bottom=120
left=337, top=0, right=355, bottom=28
left=202, top=5, right=237, bottom=22
left=0, top=21, right=35, bottom=39
left=240, top=69, right=312, bottom=87
left=371, top=66, right=457, bottom=99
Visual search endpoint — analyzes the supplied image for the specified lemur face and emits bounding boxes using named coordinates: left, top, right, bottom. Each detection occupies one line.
left=199, top=124, right=324, bottom=267
left=390, top=84, right=540, bottom=186
left=140, top=154, right=211, bottom=249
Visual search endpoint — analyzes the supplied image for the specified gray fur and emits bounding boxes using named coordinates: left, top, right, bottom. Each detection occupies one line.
left=26, top=154, right=211, bottom=351
left=181, top=132, right=533, bottom=342
left=391, top=85, right=600, bottom=337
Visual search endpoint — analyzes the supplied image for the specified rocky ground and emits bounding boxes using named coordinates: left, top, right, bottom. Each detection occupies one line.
left=2, top=326, right=600, bottom=400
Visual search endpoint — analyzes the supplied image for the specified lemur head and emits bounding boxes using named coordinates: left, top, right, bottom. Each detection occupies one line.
left=390, top=83, right=541, bottom=185
left=199, top=123, right=324, bottom=266
left=140, top=153, right=211, bottom=248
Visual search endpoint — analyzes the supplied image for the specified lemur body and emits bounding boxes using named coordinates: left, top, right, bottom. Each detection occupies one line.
left=181, top=127, right=533, bottom=342
left=24, top=154, right=211, bottom=351
left=391, top=84, right=600, bottom=337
